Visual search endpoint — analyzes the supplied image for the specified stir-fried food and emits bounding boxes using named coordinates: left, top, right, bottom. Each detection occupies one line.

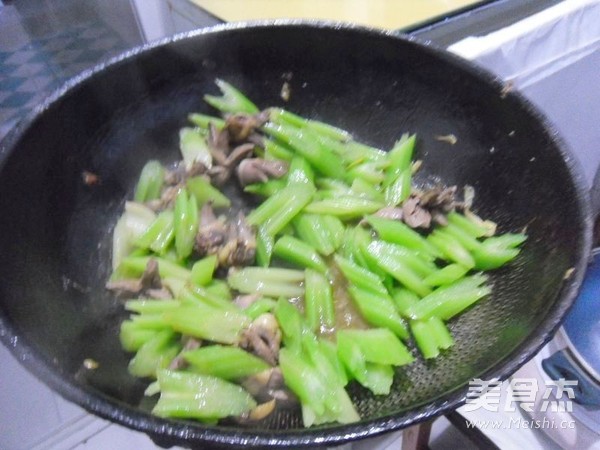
left=108, top=80, right=526, bottom=427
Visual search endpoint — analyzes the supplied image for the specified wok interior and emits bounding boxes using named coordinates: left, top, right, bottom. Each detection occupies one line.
left=0, top=25, right=585, bottom=437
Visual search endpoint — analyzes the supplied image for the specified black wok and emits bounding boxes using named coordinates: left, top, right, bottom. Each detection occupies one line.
left=0, top=22, right=591, bottom=448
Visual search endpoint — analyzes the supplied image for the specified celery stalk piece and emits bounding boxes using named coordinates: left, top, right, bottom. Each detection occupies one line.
left=228, top=267, right=305, bottom=298
left=256, top=226, right=274, bottom=267
left=183, top=285, right=239, bottom=312
left=447, top=211, right=492, bottom=238
left=410, top=320, right=440, bottom=359
left=304, top=269, right=335, bottom=332
left=112, top=202, right=157, bottom=270
left=440, top=222, right=483, bottom=251
left=186, top=176, right=231, bottom=208
left=423, top=263, right=470, bottom=287
left=128, top=329, right=180, bottom=378
left=337, top=329, right=413, bottom=366
left=134, top=160, right=165, bottom=203
left=434, top=285, right=492, bottom=319
left=365, top=240, right=437, bottom=278
left=365, top=241, right=432, bottom=297
left=163, top=305, right=250, bottom=344
left=117, top=256, right=191, bottom=281
left=287, top=155, right=316, bottom=186
left=204, top=280, right=232, bottom=300
left=262, top=184, right=315, bottom=236
left=190, top=255, right=218, bottom=287
left=346, top=161, right=386, bottom=185
left=247, top=183, right=314, bottom=227
left=403, top=275, right=489, bottom=320
left=472, top=246, right=520, bottom=270
left=153, top=369, right=257, bottom=420
left=279, top=348, right=328, bottom=416
left=270, top=107, right=353, bottom=142
left=243, top=297, right=277, bottom=319
left=173, top=188, right=199, bottom=260
left=362, top=363, right=395, bottom=395
left=482, top=233, right=527, bottom=249
left=183, top=345, right=270, bottom=380
left=384, top=167, right=411, bottom=206
left=204, top=79, right=259, bottom=114
left=245, top=179, right=287, bottom=198
left=262, top=122, right=344, bottom=178
left=134, top=210, right=175, bottom=255
left=264, top=138, right=295, bottom=161
left=382, top=134, right=416, bottom=188
left=125, top=299, right=180, bottom=315
left=391, top=288, right=419, bottom=317
left=179, top=127, right=212, bottom=169
left=120, top=320, right=159, bottom=352
left=351, top=177, right=384, bottom=201
left=187, top=113, right=225, bottom=130
left=428, top=316, right=455, bottom=350
left=273, top=236, right=328, bottom=273
left=333, top=254, right=388, bottom=297
left=274, top=298, right=304, bottom=353
left=428, top=230, right=475, bottom=269
left=365, top=215, right=439, bottom=259
left=305, top=197, right=384, bottom=219
left=343, top=141, right=387, bottom=163
left=321, top=215, right=345, bottom=250
left=293, top=214, right=335, bottom=256
left=319, top=339, right=349, bottom=386
left=348, top=286, right=409, bottom=340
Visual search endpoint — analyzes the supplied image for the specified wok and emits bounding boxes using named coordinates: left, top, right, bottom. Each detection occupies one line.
left=0, top=21, right=591, bottom=448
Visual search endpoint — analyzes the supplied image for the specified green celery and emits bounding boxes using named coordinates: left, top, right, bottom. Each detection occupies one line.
left=243, top=297, right=277, bottom=319
left=338, top=329, right=413, bottom=366
left=164, top=305, right=250, bottom=344
left=293, top=214, right=335, bottom=256
left=204, top=79, right=259, bottom=114
left=187, top=112, right=225, bottom=130
left=186, top=176, right=231, bottom=208
left=365, top=216, right=439, bottom=259
left=365, top=241, right=432, bottom=297
left=348, top=286, right=409, bottom=340
left=262, top=184, right=315, bottom=236
left=382, top=134, right=416, bottom=188
left=410, top=320, right=440, bottom=359
left=184, top=345, right=270, bottom=380
left=423, top=263, right=470, bottom=287
left=228, top=267, right=305, bottom=298
left=391, top=288, right=419, bottom=317
left=179, top=127, right=212, bottom=169
left=118, top=256, right=191, bottom=281
left=128, top=329, right=180, bottom=378
left=256, top=225, right=274, bottom=267
left=274, top=298, right=304, bottom=353
left=125, top=299, right=180, bottom=315
left=287, top=156, right=315, bottom=186
left=134, top=160, right=165, bottom=203
left=134, top=210, right=175, bottom=254
left=384, top=167, right=411, bottom=206
left=351, top=178, right=384, bottom=201
left=190, top=255, right=218, bottom=287
left=120, top=320, right=159, bottom=352
left=173, top=188, right=199, bottom=260
left=333, top=254, right=388, bottom=297
left=264, top=138, right=294, bottom=161
left=304, top=269, right=335, bottom=332
left=273, top=236, right=328, bottom=273
left=428, top=316, right=454, bottom=349
left=305, top=196, right=384, bottom=219
left=152, top=369, right=256, bottom=420
left=428, top=230, right=475, bottom=269
left=245, top=178, right=286, bottom=198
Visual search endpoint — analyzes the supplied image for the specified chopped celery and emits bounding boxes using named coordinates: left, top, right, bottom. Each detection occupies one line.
left=382, top=134, right=416, bottom=188
left=305, top=196, right=384, bottom=219
left=337, top=329, right=413, bottom=366
left=365, top=241, right=432, bottom=297
left=117, top=255, right=191, bottom=281
left=348, top=286, right=409, bottom=340
left=204, top=79, right=259, bottom=114
left=187, top=112, right=225, bottom=130
left=428, top=229, right=475, bottom=269
left=164, top=305, right=250, bottom=344
left=365, top=215, right=439, bottom=259
left=184, top=345, right=270, bottom=380
left=261, top=184, right=315, bottom=236
left=134, top=210, right=175, bottom=254
left=153, top=370, right=256, bottom=420
left=391, top=288, right=419, bottom=317
left=228, top=267, right=304, bottom=298
left=256, top=225, right=274, bottom=267
left=243, top=297, right=277, bottom=319
left=351, top=178, right=384, bottom=201
left=245, top=178, right=287, bottom=198
left=173, top=188, right=199, bottom=260
left=384, top=167, right=411, bottom=206
left=304, top=269, right=335, bottom=332
left=333, top=254, right=388, bottom=297
left=186, top=176, right=231, bottom=208
left=423, top=263, right=470, bottom=287
left=274, top=298, right=304, bottom=353
left=128, top=329, right=180, bottom=378
left=190, top=255, right=218, bottom=287
left=247, top=183, right=314, bottom=228
left=287, top=156, right=316, bottom=186
left=273, top=236, right=328, bottom=273
left=125, top=299, right=180, bottom=315
left=293, top=214, right=336, bottom=256
left=134, top=160, right=165, bottom=203
left=179, top=127, right=212, bottom=169
left=120, top=320, right=159, bottom=352
left=112, top=202, right=157, bottom=270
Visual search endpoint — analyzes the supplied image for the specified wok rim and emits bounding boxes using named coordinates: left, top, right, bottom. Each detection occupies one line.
left=0, top=19, right=592, bottom=447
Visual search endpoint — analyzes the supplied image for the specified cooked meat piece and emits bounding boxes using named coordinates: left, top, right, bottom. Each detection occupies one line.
left=241, top=367, right=298, bottom=406
left=234, top=293, right=261, bottom=309
left=164, top=161, right=207, bottom=186
left=145, top=288, right=173, bottom=299
left=402, top=195, right=432, bottom=229
left=168, top=336, right=201, bottom=370
left=226, top=111, right=269, bottom=143
left=207, top=165, right=231, bottom=186
left=106, top=258, right=167, bottom=298
left=240, top=313, right=281, bottom=366
left=246, top=132, right=264, bottom=147
left=195, top=203, right=228, bottom=256
left=236, top=399, right=277, bottom=423
left=419, top=185, right=458, bottom=212
left=217, top=212, right=256, bottom=267
left=225, top=143, right=255, bottom=167
left=207, top=123, right=230, bottom=166
left=373, top=206, right=404, bottom=221
left=147, top=185, right=180, bottom=211
left=236, top=158, right=288, bottom=187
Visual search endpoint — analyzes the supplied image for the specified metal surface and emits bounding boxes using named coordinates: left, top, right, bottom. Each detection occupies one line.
left=0, top=21, right=592, bottom=448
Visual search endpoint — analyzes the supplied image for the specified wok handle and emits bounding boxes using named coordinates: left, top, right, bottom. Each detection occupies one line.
left=542, top=349, right=600, bottom=409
